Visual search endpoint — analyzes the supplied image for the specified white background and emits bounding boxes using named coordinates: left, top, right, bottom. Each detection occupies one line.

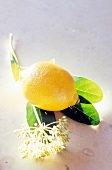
left=0, top=0, right=112, bottom=169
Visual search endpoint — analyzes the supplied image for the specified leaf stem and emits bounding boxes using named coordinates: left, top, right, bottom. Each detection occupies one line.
left=32, top=105, right=42, bottom=126
left=9, top=33, right=19, bottom=65
left=9, top=33, right=13, bottom=52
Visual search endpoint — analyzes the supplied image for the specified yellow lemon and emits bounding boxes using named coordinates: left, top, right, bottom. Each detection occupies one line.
left=19, top=62, right=78, bottom=111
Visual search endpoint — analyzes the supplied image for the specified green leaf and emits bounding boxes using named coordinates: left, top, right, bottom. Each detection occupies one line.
left=75, top=103, right=100, bottom=125
left=61, top=102, right=100, bottom=126
left=10, top=53, right=20, bottom=81
left=26, top=102, right=42, bottom=128
left=78, top=95, right=91, bottom=104
left=40, top=109, right=56, bottom=127
left=74, top=76, right=103, bottom=103
left=26, top=102, right=56, bottom=128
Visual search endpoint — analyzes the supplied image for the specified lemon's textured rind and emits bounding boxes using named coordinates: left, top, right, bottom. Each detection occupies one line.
left=20, top=62, right=78, bottom=111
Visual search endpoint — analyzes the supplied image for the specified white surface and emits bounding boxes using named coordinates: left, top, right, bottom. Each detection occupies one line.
left=0, top=0, right=112, bottom=170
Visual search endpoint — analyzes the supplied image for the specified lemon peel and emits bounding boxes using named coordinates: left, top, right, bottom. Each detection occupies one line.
left=19, top=62, right=78, bottom=111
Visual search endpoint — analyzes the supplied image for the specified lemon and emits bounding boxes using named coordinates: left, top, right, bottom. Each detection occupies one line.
left=19, top=62, right=78, bottom=111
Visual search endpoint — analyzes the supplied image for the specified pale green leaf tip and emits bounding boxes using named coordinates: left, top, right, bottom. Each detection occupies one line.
left=49, top=58, right=55, bottom=64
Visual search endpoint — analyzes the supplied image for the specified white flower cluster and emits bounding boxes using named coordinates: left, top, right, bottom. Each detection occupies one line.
left=14, top=116, right=70, bottom=159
